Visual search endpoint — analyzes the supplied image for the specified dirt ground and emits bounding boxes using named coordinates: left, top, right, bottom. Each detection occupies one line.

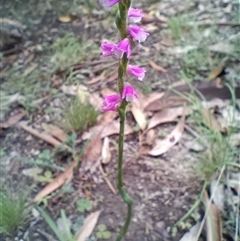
left=1, top=0, right=240, bottom=241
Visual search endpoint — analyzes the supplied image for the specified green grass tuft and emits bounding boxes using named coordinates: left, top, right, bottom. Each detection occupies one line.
left=0, top=188, right=30, bottom=237
left=62, top=97, right=99, bottom=132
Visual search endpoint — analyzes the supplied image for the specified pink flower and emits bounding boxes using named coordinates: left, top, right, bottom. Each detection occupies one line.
left=128, top=25, right=149, bottom=43
left=122, top=83, right=139, bottom=102
left=101, top=41, right=116, bottom=57
left=128, top=8, right=143, bottom=23
left=114, top=38, right=131, bottom=59
left=102, top=94, right=121, bottom=112
left=127, top=65, right=146, bottom=81
left=99, top=0, right=121, bottom=8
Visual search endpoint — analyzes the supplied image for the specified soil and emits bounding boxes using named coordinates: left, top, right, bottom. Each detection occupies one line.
left=0, top=0, right=239, bottom=241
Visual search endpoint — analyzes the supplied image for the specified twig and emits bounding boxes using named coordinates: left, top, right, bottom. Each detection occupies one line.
left=18, top=122, right=73, bottom=153
left=98, top=164, right=117, bottom=195
left=92, top=61, right=118, bottom=73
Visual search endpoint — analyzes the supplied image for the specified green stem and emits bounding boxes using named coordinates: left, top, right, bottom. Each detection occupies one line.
left=116, top=101, right=132, bottom=241
left=115, top=1, right=132, bottom=240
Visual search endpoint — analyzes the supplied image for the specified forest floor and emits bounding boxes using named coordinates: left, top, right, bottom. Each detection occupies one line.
left=0, top=0, right=240, bottom=241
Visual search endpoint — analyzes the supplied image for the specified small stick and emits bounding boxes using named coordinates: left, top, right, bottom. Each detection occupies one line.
left=99, top=164, right=117, bottom=195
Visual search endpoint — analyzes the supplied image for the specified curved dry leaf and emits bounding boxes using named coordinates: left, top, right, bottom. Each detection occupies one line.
left=84, top=136, right=102, bottom=162
left=75, top=210, right=102, bottom=241
left=202, top=107, right=222, bottom=132
left=34, top=161, right=76, bottom=202
left=149, top=60, right=167, bottom=73
left=131, top=105, right=147, bottom=130
left=102, top=137, right=111, bottom=164
left=149, top=115, right=185, bottom=156
left=148, top=107, right=185, bottom=130
left=208, top=64, right=224, bottom=80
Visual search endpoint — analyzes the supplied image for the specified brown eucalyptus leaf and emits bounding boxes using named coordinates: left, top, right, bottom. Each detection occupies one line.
left=84, top=136, right=102, bottom=162
left=102, top=137, right=111, bottom=164
left=0, top=112, right=25, bottom=129
left=42, top=124, right=67, bottom=142
left=75, top=210, right=102, bottom=241
left=149, top=115, right=185, bottom=156
left=131, top=105, right=147, bottom=130
left=148, top=107, right=188, bottom=130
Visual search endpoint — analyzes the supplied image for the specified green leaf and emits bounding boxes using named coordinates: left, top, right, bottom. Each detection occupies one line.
left=77, top=206, right=85, bottom=213
left=97, top=224, right=106, bottom=232
left=44, top=170, right=52, bottom=178
left=85, top=200, right=92, bottom=210
left=37, top=206, right=66, bottom=241
left=102, top=231, right=111, bottom=239
left=96, top=231, right=103, bottom=239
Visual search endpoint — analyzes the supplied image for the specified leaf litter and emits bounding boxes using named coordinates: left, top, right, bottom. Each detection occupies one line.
left=75, top=210, right=102, bottom=241
left=149, top=114, right=186, bottom=156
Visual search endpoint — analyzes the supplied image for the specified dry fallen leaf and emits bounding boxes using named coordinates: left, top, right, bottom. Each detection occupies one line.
left=42, top=124, right=68, bottom=142
left=102, top=137, right=111, bottom=164
left=149, top=114, right=185, bottom=156
left=143, top=92, right=165, bottom=110
left=179, top=223, right=201, bottom=241
left=148, top=107, right=190, bottom=130
left=204, top=191, right=222, bottom=241
left=58, top=14, right=78, bottom=23
left=149, top=60, right=167, bottom=73
left=97, top=112, right=118, bottom=126
left=208, top=64, right=224, bottom=80
left=75, top=210, right=102, bottom=241
left=82, top=121, right=133, bottom=140
left=84, top=136, right=102, bottom=162
left=202, top=107, right=222, bottom=132
left=146, top=129, right=155, bottom=146
left=23, top=63, right=38, bottom=77
left=144, top=96, right=188, bottom=112
left=0, top=112, right=25, bottom=129
left=131, top=105, right=147, bottom=130
left=34, top=161, right=76, bottom=202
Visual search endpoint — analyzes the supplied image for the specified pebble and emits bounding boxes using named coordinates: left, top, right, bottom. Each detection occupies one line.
left=155, top=221, right=165, bottom=230
left=25, top=135, right=33, bottom=141
left=44, top=114, right=51, bottom=122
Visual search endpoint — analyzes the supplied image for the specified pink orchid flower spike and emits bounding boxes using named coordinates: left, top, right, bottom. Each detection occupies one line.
left=101, top=41, right=116, bottom=57
left=102, top=94, right=121, bottom=112
left=127, top=65, right=146, bottom=81
left=128, top=8, right=143, bottom=23
left=114, top=38, right=131, bottom=59
left=99, top=0, right=122, bottom=9
left=122, top=83, right=139, bottom=102
left=128, top=25, right=149, bottom=43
